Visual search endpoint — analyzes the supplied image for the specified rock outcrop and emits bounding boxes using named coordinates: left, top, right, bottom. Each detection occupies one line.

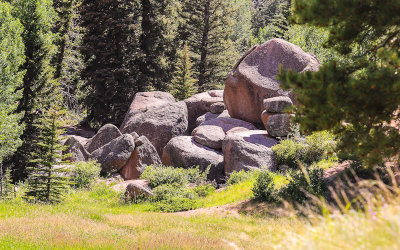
left=200, top=117, right=257, bottom=134
left=195, top=110, right=230, bottom=127
left=64, top=136, right=90, bottom=162
left=192, top=125, right=225, bottom=150
left=120, top=92, right=189, bottom=157
left=162, top=136, right=224, bottom=182
left=85, top=124, right=122, bottom=153
left=120, top=136, right=161, bottom=180
left=223, top=130, right=278, bottom=175
left=91, top=134, right=135, bottom=173
left=224, top=38, right=320, bottom=125
left=184, top=90, right=223, bottom=132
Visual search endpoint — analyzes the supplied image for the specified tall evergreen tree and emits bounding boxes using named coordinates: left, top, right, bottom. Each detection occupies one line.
left=278, top=0, right=400, bottom=166
left=179, top=0, right=239, bottom=91
left=0, top=1, right=25, bottom=164
left=170, top=44, right=198, bottom=100
left=80, top=0, right=141, bottom=128
left=25, top=104, right=71, bottom=203
left=54, top=0, right=85, bottom=113
left=7, top=0, right=58, bottom=181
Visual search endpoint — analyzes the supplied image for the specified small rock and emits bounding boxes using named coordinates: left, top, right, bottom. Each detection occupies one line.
left=265, top=114, right=293, bottom=137
left=208, top=90, right=224, bottom=98
left=85, top=124, right=122, bottom=153
left=264, top=96, right=293, bottom=113
left=192, top=125, right=225, bottom=150
left=210, top=102, right=226, bottom=114
left=113, top=180, right=153, bottom=200
left=91, top=134, right=135, bottom=174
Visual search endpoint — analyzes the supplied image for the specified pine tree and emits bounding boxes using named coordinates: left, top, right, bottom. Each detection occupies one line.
left=179, top=0, right=240, bottom=91
left=80, top=0, right=141, bottom=128
left=170, top=44, right=198, bottom=100
left=0, top=166, right=15, bottom=199
left=6, top=0, right=58, bottom=182
left=0, top=1, right=25, bottom=164
left=25, top=105, right=71, bottom=204
left=278, top=0, right=400, bottom=167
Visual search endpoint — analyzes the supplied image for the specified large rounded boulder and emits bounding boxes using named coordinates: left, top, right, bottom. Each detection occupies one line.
left=184, top=90, right=223, bottom=132
left=223, top=130, right=278, bottom=175
left=120, top=136, right=161, bottom=180
left=224, top=38, right=320, bottom=125
left=91, top=134, right=136, bottom=174
left=85, top=124, right=122, bottom=153
left=162, top=136, right=224, bottom=183
left=120, top=92, right=189, bottom=157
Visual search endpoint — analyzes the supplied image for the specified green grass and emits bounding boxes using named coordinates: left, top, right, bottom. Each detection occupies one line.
left=1, top=177, right=400, bottom=249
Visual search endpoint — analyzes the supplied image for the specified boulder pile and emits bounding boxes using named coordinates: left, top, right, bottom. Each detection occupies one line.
left=64, top=39, right=320, bottom=184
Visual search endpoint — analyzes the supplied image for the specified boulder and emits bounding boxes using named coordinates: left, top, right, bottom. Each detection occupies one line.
left=120, top=136, right=161, bottom=180
left=162, top=136, right=225, bottom=183
left=91, top=134, right=135, bottom=173
left=64, top=136, right=91, bottom=162
left=85, top=124, right=122, bottom=153
left=113, top=180, right=153, bottom=200
left=224, top=38, right=321, bottom=125
left=200, top=117, right=257, bottom=134
left=264, top=114, right=293, bottom=137
left=210, top=102, right=226, bottom=114
left=200, top=97, right=223, bottom=111
left=120, top=99, right=189, bottom=157
left=120, top=92, right=176, bottom=131
left=264, top=96, right=293, bottom=113
left=192, top=125, right=225, bottom=150
left=184, top=90, right=224, bottom=132
left=195, top=110, right=230, bottom=127
left=222, top=130, right=278, bottom=175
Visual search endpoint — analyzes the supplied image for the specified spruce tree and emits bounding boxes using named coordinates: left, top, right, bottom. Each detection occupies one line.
left=6, top=0, right=58, bottom=181
left=80, top=0, right=141, bottom=128
left=170, top=44, right=198, bottom=100
left=179, top=0, right=240, bottom=91
left=0, top=1, right=25, bottom=164
left=278, top=0, right=400, bottom=166
left=0, top=166, right=15, bottom=199
left=25, top=104, right=71, bottom=204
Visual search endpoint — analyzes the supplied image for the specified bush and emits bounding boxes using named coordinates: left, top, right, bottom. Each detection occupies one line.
left=252, top=171, right=280, bottom=202
left=139, top=165, right=213, bottom=212
left=141, top=165, right=209, bottom=189
left=71, top=161, right=101, bottom=189
left=280, top=167, right=326, bottom=204
left=272, top=131, right=337, bottom=170
left=227, top=170, right=258, bottom=186
left=152, top=184, right=198, bottom=212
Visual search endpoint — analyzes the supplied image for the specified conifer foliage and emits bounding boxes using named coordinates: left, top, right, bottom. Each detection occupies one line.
left=278, top=0, right=400, bottom=166
left=0, top=1, right=25, bottom=164
left=25, top=105, right=71, bottom=204
left=170, top=44, right=198, bottom=100
left=7, top=0, right=58, bottom=181
left=80, top=0, right=140, bottom=128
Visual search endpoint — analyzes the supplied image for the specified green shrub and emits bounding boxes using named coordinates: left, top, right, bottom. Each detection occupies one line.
left=252, top=171, right=280, bottom=202
left=71, top=161, right=101, bottom=189
left=227, top=170, right=259, bottom=186
left=152, top=184, right=198, bottom=212
left=272, top=131, right=337, bottom=169
left=280, top=167, right=326, bottom=204
left=89, top=181, right=121, bottom=203
left=193, top=184, right=215, bottom=197
left=141, top=165, right=209, bottom=189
